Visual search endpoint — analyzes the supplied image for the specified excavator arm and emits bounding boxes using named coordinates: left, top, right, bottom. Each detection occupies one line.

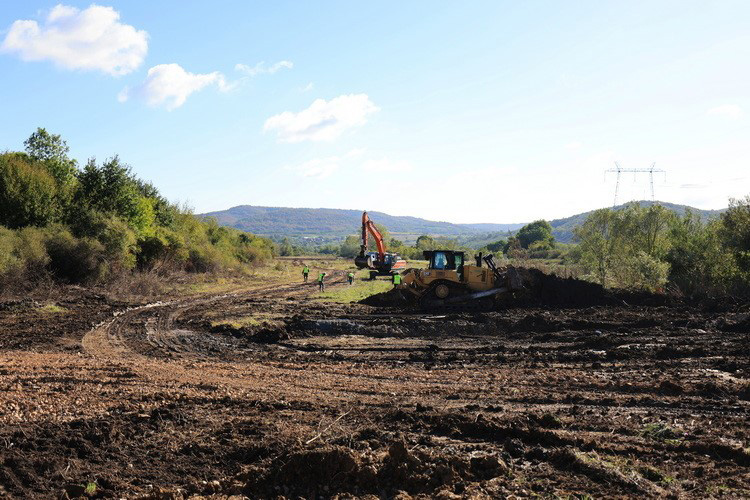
left=354, top=211, right=406, bottom=274
left=359, top=211, right=386, bottom=260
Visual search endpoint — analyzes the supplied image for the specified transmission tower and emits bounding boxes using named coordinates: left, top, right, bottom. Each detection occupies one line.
left=605, top=162, right=666, bottom=206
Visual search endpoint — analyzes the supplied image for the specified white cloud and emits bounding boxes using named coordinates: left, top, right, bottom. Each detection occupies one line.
left=264, top=94, right=378, bottom=142
left=118, top=63, right=230, bottom=110
left=361, top=158, right=413, bottom=173
left=0, top=4, right=147, bottom=76
left=286, top=156, right=342, bottom=179
left=300, top=82, right=314, bottom=92
left=235, top=60, right=293, bottom=77
left=707, top=104, right=743, bottom=118
left=284, top=149, right=367, bottom=179
left=565, top=141, right=582, bottom=150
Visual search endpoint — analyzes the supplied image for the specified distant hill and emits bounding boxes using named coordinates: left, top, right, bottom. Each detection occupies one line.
left=201, top=201, right=725, bottom=246
left=201, top=205, right=524, bottom=241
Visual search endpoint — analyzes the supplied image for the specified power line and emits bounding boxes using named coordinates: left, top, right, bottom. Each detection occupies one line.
left=605, top=162, right=666, bottom=206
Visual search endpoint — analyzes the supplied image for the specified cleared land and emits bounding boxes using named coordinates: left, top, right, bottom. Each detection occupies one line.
left=0, top=259, right=748, bottom=499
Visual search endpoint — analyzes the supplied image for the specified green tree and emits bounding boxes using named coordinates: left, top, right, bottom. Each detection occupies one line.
left=665, top=212, right=734, bottom=297
left=719, top=196, right=750, bottom=275
left=279, top=237, right=294, bottom=256
left=24, top=128, right=78, bottom=185
left=486, top=239, right=507, bottom=253
left=574, top=209, right=623, bottom=286
left=339, top=235, right=360, bottom=258
left=620, top=203, right=675, bottom=258
left=75, top=156, right=143, bottom=225
left=517, top=220, right=554, bottom=249
left=415, top=235, right=435, bottom=250
left=0, top=153, right=62, bottom=228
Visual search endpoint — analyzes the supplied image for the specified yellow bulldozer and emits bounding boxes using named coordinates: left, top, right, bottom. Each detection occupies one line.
left=397, top=250, right=523, bottom=309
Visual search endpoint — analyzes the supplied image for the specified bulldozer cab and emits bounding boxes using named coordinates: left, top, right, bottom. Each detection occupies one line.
left=423, top=250, right=464, bottom=271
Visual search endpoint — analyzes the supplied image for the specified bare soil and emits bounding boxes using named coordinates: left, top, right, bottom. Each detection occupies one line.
left=0, top=268, right=748, bottom=499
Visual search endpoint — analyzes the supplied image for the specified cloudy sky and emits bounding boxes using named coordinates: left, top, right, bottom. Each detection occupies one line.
left=1, top=1, right=748, bottom=223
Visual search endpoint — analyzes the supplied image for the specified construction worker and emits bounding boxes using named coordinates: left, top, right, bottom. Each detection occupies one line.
left=318, top=272, right=326, bottom=291
left=347, top=272, right=355, bottom=285
left=302, top=265, right=310, bottom=282
left=392, top=273, right=402, bottom=288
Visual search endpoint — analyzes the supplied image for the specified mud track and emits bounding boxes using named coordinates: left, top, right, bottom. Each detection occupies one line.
left=1, top=270, right=749, bottom=498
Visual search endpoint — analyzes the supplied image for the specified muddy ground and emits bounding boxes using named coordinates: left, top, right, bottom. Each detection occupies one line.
left=0, top=269, right=748, bottom=499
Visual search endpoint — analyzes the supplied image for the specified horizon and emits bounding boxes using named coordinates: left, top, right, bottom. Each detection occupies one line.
left=204, top=198, right=727, bottom=227
left=2, top=1, right=748, bottom=223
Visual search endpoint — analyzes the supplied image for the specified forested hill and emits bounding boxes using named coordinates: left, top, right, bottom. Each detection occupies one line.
left=202, top=202, right=724, bottom=243
left=200, top=205, right=525, bottom=239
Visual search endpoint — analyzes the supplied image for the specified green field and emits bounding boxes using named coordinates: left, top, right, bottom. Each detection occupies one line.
left=315, top=269, right=393, bottom=303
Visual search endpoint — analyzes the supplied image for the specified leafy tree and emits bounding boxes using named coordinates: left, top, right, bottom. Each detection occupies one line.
left=719, top=196, right=750, bottom=275
left=486, top=239, right=507, bottom=253
left=279, top=237, right=294, bottom=256
left=415, top=235, right=435, bottom=250
left=24, top=128, right=77, bottom=185
left=75, top=156, right=143, bottom=225
left=136, top=179, right=176, bottom=227
left=573, top=209, right=622, bottom=285
left=0, top=153, right=62, bottom=228
left=665, top=212, right=734, bottom=297
left=504, top=236, right=526, bottom=259
left=517, top=220, right=554, bottom=249
left=620, top=203, right=675, bottom=258
left=339, top=235, right=360, bottom=258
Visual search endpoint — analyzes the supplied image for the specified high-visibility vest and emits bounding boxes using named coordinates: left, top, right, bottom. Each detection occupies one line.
left=303, top=267, right=309, bottom=274
left=318, top=273, right=325, bottom=282
left=393, top=274, right=402, bottom=285
left=348, top=273, right=354, bottom=278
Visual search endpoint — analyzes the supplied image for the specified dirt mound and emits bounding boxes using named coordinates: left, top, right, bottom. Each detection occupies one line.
left=360, top=267, right=669, bottom=309
left=510, top=268, right=618, bottom=307
left=245, top=439, right=507, bottom=498
left=360, top=288, right=410, bottom=307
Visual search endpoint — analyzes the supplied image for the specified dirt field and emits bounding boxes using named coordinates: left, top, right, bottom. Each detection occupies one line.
left=1, top=264, right=749, bottom=499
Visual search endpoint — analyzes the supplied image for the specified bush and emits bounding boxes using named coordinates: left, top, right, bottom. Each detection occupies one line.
left=0, top=226, right=21, bottom=275
left=0, top=153, right=62, bottom=228
left=16, top=227, right=52, bottom=279
left=614, top=251, right=670, bottom=291
left=187, top=245, right=223, bottom=273
left=45, top=229, right=108, bottom=284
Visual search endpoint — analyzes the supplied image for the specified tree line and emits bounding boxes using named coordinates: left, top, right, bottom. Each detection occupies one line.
left=572, top=201, right=750, bottom=297
left=0, top=128, right=275, bottom=288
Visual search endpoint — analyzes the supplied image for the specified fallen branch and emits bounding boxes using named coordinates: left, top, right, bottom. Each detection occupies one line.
left=306, top=409, right=351, bottom=445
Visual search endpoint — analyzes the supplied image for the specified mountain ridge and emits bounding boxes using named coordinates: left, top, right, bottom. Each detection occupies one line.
left=201, top=201, right=725, bottom=245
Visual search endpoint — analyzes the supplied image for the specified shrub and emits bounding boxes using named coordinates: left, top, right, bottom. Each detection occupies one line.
left=187, top=245, right=223, bottom=273
left=0, top=226, right=20, bottom=275
left=16, top=227, right=52, bottom=279
left=614, top=251, right=670, bottom=291
left=45, top=229, right=108, bottom=284
left=0, top=153, right=62, bottom=228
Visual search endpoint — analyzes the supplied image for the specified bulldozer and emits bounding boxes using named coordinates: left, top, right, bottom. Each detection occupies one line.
left=398, top=250, right=523, bottom=309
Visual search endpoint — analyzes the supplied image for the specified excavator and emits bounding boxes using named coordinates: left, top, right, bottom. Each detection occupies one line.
left=354, top=211, right=408, bottom=279
left=397, top=250, right=523, bottom=309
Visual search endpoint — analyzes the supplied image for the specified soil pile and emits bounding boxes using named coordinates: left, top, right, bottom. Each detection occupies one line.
left=360, top=267, right=669, bottom=309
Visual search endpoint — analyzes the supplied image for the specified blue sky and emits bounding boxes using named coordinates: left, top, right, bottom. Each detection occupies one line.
left=1, top=1, right=748, bottom=223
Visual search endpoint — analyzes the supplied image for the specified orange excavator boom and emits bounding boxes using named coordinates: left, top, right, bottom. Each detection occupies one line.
left=354, top=211, right=407, bottom=274
left=360, top=211, right=386, bottom=260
